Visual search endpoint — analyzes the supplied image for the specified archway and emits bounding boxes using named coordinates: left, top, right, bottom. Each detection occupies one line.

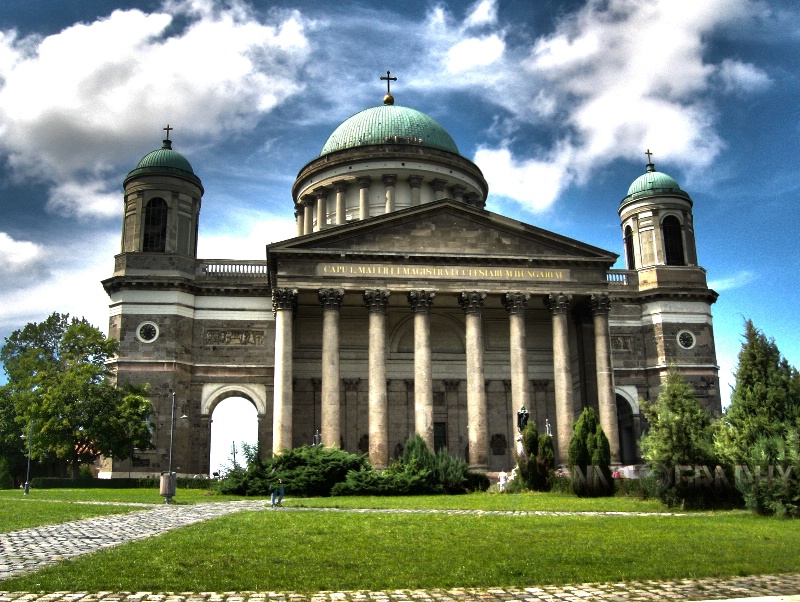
left=616, top=394, right=639, bottom=465
left=209, top=397, right=258, bottom=476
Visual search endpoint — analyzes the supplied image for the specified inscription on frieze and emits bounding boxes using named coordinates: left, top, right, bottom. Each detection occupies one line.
left=205, top=329, right=265, bottom=346
left=317, top=262, right=569, bottom=282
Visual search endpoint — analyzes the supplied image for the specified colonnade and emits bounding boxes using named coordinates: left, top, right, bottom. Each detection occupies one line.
left=294, top=175, right=485, bottom=235
left=271, top=288, right=620, bottom=469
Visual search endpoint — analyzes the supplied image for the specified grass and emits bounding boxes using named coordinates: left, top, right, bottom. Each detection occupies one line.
left=0, top=488, right=249, bottom=533
left=2, top=508, right=798, bottom=593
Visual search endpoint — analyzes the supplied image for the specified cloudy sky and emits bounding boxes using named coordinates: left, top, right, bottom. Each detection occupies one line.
left=1, top=0, right=798, bottom=472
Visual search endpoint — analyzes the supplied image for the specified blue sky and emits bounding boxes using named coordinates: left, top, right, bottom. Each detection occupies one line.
left=1, top=0, right=798, bottom=469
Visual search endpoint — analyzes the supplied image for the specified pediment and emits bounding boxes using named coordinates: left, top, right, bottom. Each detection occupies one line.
left=268, top=200, right=616, bottom=264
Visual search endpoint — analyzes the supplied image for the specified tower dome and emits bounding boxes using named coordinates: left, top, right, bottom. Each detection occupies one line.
left=320, top=104, right=460, bottom=156
left=124, top=138, right=202, bottom=190
left=620, top=162, right=689, bottom=207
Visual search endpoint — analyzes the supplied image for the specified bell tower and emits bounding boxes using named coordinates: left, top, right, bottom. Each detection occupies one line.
left=120, top=126, right=203, bottom=257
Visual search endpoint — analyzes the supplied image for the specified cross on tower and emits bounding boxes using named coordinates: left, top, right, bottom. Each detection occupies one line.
left=645, top=148, right=653, bottom=163
left=163, top=124, right=173, bottom=141
left=380, top=71, right=397, bottom=95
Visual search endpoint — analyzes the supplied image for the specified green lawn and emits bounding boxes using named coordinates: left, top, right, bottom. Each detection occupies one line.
left=2, top=503, right=798, bottom=592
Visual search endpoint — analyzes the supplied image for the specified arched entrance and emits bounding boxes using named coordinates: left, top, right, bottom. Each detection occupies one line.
left=210, top=397, right=258, bottom=475
left=616, top=394, right=640, bottom=465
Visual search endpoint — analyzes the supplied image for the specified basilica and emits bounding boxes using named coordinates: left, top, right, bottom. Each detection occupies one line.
left=101, top=81, right=721, bottom=477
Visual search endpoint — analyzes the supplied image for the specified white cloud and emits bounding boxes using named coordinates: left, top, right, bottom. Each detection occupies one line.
left=0, top=232, right=45, bottom=274
left=708, top=270, right=757, bottom=292
left=0, top=1, right=311, bottom=217
left=717, top=59, right=772, bottom=93
left=464, top=0, right=497, bottom=29
left=446, top=35, right=505, bottom=74
left=47, top=180, right=120, bottom=219
left=198, top=214, right=297, bottom=259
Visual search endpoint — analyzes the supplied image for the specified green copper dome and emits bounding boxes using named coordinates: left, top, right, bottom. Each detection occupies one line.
left=320, top=104, right=460, bottom=156
left=125, top=139, right=202, bottom=188
left=621, top=163, right=690, bottom=206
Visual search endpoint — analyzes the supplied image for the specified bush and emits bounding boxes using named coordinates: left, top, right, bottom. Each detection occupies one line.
left=515, top=421, right=555, bottom=491
left=736, top=429, right=800, bottom=517
left=0, top=458, right=13, bottom=489
left=28, top=476, right=213, bottom=489
left=568, top=407, right=613, bottom=497
left=217, top=444, right=368, bottom=497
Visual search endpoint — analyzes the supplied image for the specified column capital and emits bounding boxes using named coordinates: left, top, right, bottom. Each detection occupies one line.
left=408, top=290, right=435, bottom=313
left=294, top=207, right=302, bottom=219
left=502, top=291, right=529, bottom=314
left=430, top=178, right=447, bottom=193
left=364, top=289, right=390, bottom=313
left=459, top=291, right=486, bottom=314
left=272, top=288, right=297, bottom=312
left=319, top=288, right=345, bottom=310
left=343, top=378, right=360, bottom=392
left=465, top=193, right=483, bottom=208
left=301, top=196, right=316, bottom=208
left=450, top=184, right=466, bottom=200
left=531, top=379, right=549, bottom=392
left=545, top=292, right=572, bottom=314
left=334, top=181, right=349, bottom=193
left=444, top=379, right=460, bottom=392
left=407, top=175, right=423, bottom=188
left=357, top=176, right=372, bottom=189
left=315, top=187, right=330, bottom=200
left=590, top=293, right=612, bottom=315
left=382, top=174, right=397, bottom=187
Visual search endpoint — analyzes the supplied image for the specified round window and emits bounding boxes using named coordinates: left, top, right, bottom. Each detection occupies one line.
left=677, top=330, right=695, bottom=350
left=136, top=321, right=159, bottom=343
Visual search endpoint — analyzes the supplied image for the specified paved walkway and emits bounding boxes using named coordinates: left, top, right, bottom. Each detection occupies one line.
left=1, top=501, right=799, bottom=601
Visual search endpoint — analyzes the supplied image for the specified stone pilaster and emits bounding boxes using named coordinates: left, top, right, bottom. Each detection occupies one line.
left=546, top=292, right=574, bottom=466
left=364, top=289, right=390, bottom=468
left=302, top=197, right=315, bottom=235
left=591, top=293, right=620, bottom=463
left=357, top=177, right=371, bottom=220
left=383, top=174, right=397, bottom=213
left=319, top=288, right=344, bottom=448
left=315, top=189, right=329, bottom=231
left=272, top=288, right=297, bottom=454
left=502, top=292, right=530, bottom=444
left=408, top=175, right=423, bottom=206
left=335, top=181, right=348, bottom=225
left=408, top=290, right=435, bottom=450
left=460, top=291, right=488, bottom=471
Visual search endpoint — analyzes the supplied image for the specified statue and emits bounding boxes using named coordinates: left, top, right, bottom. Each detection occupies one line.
left=545, top=418, right=552, bottom=437
left=516, top=405, right=529, bottom=433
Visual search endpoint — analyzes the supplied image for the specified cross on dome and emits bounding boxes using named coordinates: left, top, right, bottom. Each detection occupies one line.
left=381, top=70, right=397, bottom=105
left=163, top=124, right=173, bottom=141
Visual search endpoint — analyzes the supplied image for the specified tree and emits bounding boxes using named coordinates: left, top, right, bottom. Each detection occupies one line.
left=515, top=420, right=555, bottom=491
left=1, top=313, right=153, bottom=478
left=567, top=407, right=613, bottom=497
left=640, top=368, right=719, bottom=507
left=715, top=320, right=800, bottom=464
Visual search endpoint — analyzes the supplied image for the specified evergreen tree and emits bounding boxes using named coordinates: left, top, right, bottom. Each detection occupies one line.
left=715, top=320, right=800, bottom=464
left=567, top=407, right=613, bottom=497
left=1, top=313, right=153, bottom=478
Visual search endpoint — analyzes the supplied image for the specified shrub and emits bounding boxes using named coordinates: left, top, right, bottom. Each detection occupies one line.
left=515, top=421, right=555, bottom=491
left=0, top=458, right=13, bottom=489
left=735, top=429, right=800, bottom=517
left=568, top=407, right=613, bottom=497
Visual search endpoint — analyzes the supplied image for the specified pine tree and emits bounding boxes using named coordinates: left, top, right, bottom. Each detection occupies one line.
left=568, top=407, right=613, bottom=497
left=715, top=320, right=800, bottom=464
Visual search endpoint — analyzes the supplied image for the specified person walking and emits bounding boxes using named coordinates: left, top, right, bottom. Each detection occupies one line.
left=271, top=477, right=284, bottom=507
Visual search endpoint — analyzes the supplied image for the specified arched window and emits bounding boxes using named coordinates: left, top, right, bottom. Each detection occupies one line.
left=662, top=215, right=684, bottom=266
left=143, top=198, right=168, bottom=252
left=624, top=225, right=636, bottom=270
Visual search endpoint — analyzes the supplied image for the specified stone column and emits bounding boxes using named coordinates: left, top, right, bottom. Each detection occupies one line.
left=357, top=177, right=371, bottom=220
left=364, top=289, right=390, bottom=468
left=546, top=293, right=574, bottom=466
left=408, top=175, right=423, bottom=206
left=272, top=288, right=297, bottom=454
left=295, top=208, right=304, bottom=237
left=383, top=174, right=397, bottom=213
left=502, top=292, right=530, bottom=438
left=335, top=182, right=348, bottom=225
left=408, top=290, right=435, bottom=449
left=450, top=185, right=466, bottom=204
left=460, top=291, right=488, bottom=471
left=319, top=288, right=344, bottom=448
left=591, top=293, right=620, bottom=463
left=302, top=197, right=315, bottom=235
left=315, top=189, right=329, bottom=231
left=431, top=178, right=447, bottom=201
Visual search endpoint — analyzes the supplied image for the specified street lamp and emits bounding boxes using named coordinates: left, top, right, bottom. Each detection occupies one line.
left=516, top=405, right=529, bottom=434
left=161, top=392, right=188, bottom=504
left=21, top=422, right=33, bottom=495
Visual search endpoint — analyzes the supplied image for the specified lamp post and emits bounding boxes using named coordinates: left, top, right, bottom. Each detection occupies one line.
left=517, top=405, right=529, bottom=434
left=161, top=392, right=187, bottom=504
left=21, top=422, right=33, bottom=495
